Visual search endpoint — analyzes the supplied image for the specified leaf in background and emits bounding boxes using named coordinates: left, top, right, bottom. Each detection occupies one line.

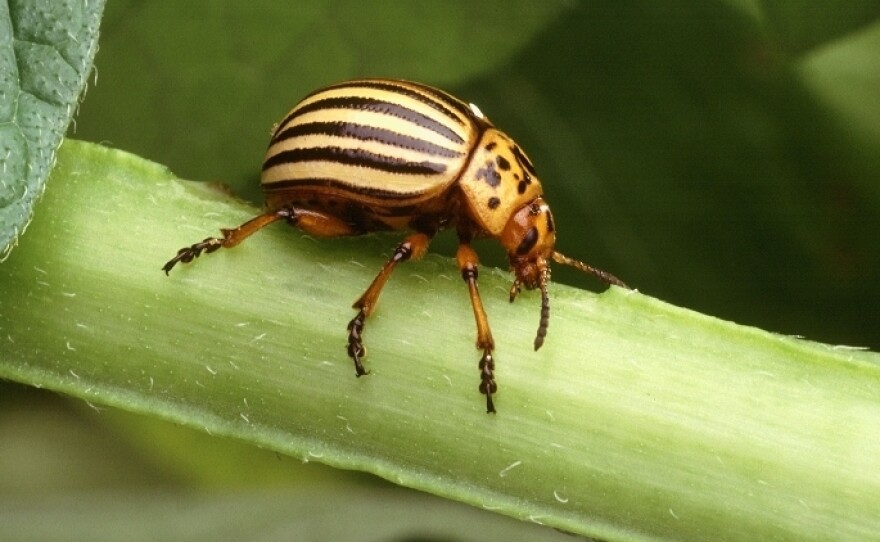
left=761, top=0, right=880, bottom=55
left=0, top=394, right=573, bottom=541
left=73, top=0, right=571, bottom=200
left=797, top=17, right=880, bottom=201
left=0, top=0, right=104, bottom=258
left=0, top=487, right=575, bottom=542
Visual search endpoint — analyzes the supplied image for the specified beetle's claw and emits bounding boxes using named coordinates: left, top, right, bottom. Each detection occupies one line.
left=162, top=238, right=223, bottom=275
left=346, top=309, right=369, bottom=376
left=509, top=279, right=521, bottom=303
left=478, top=350, right=497, bottom=414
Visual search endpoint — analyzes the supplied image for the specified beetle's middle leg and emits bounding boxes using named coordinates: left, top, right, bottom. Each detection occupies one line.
left=347, top=232, right=432, bottom=377
left=456, top=242, right=497, bottom=413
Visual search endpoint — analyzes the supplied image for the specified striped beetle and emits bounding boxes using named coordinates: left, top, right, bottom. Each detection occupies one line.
left=163, top=79, right=628, bottom=413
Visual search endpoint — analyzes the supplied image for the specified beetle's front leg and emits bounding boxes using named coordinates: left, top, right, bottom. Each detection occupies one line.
left=456, top=243, right=497, bottom=413
left=347, top=232, right=432, bottom=377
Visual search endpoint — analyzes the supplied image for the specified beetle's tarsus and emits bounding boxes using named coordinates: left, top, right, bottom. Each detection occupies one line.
left=478, top=350, right=497, bottom=414
left=346, top=308, right=369, bottom=376
left=162, top=237, right=223, bottom=275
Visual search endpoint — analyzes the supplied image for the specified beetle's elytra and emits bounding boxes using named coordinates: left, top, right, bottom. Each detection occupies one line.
left=163, top=78, right=628, bottom=413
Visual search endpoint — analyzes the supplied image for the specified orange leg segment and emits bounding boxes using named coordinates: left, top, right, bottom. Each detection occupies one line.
left=346, top=232, right=431, bottom=377
left=456, top=243, right=497, bottom=413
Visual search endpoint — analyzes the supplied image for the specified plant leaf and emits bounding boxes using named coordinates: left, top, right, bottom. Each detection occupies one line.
left=0, top=0, right=104, bottom=258
left=761, top=0, right=880, bottom=55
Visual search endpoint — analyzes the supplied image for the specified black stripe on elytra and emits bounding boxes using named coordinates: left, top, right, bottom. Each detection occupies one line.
left=512, top=145, right=537, bottom=176
left=263, top=146, right=447, bottom=176
left=263, top=178, right=424, bottom=200
left=342, top=80, right=472, bottom=127
left=271, top=121, right=463, bottom=159
left=275, top=97, right=465, bottom=145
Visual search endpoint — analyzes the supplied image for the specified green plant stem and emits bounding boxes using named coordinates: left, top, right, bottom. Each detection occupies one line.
left=2, top=140, right=879, bottom=542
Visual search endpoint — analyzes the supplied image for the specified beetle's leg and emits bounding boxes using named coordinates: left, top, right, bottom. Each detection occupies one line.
left=347, top=232, right=432, bottom=377
left=163, top=211, right=285, bottom=274
left=163, top=207, right=361, bottom=274
left=456, top=243, right=497, bottom=414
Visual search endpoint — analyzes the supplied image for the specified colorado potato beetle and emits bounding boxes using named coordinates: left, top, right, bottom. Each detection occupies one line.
left=163, top=78, right=628, bottom=413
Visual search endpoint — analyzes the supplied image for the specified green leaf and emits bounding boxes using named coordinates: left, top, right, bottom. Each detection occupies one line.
left=0, top=0, right=104, bottom=258
left=761, top=0, right=880, bottom=54
left=2, top=140, right=879, bottom=541
left=797, top=17, right=880, bottom=199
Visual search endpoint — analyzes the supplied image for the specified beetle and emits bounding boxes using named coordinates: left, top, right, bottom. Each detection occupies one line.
left=163, top=78, right=628, bottom=413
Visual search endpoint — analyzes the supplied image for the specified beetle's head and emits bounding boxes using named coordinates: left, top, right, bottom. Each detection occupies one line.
left=500, top=198, right=556, bottom=350
left=501, top=197, right=556, bottom=290
left=501, top=197, right=630, bottom=350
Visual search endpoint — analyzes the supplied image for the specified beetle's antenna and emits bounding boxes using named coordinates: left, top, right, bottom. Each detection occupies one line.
left=534, top=261, right=550, bottom=351
left=551, top=251, right=629, bottom=289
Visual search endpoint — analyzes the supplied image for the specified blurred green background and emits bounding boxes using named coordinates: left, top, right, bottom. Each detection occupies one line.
left=4, top=1, right=879, bottom=540
left=73, top=0, right=880, bottom=349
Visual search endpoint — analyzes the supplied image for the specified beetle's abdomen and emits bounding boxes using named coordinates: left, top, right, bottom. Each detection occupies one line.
left=261, top=80, right=483, bottom=208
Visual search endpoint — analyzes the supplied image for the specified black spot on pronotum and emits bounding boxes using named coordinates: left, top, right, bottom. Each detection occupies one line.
left=517, top=180, right=528, bottom=194
left=488, top=197, right=501, bottom=209
left=485, top=142, right=497, bottom=151
left=496, top=155, right=510, bottom=171
left=512, top=145, right=536, bottom=175
left=476, top=160, right=502, bottom=187
left=516, top=227, right=539, bottom=256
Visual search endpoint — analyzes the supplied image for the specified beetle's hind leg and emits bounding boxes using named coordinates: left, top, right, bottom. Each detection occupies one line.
left=162, top=211, right=289, bottom=274
left=163, top=207, right=362, bottom=274
left=347, top=232, right=432, bottom=377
